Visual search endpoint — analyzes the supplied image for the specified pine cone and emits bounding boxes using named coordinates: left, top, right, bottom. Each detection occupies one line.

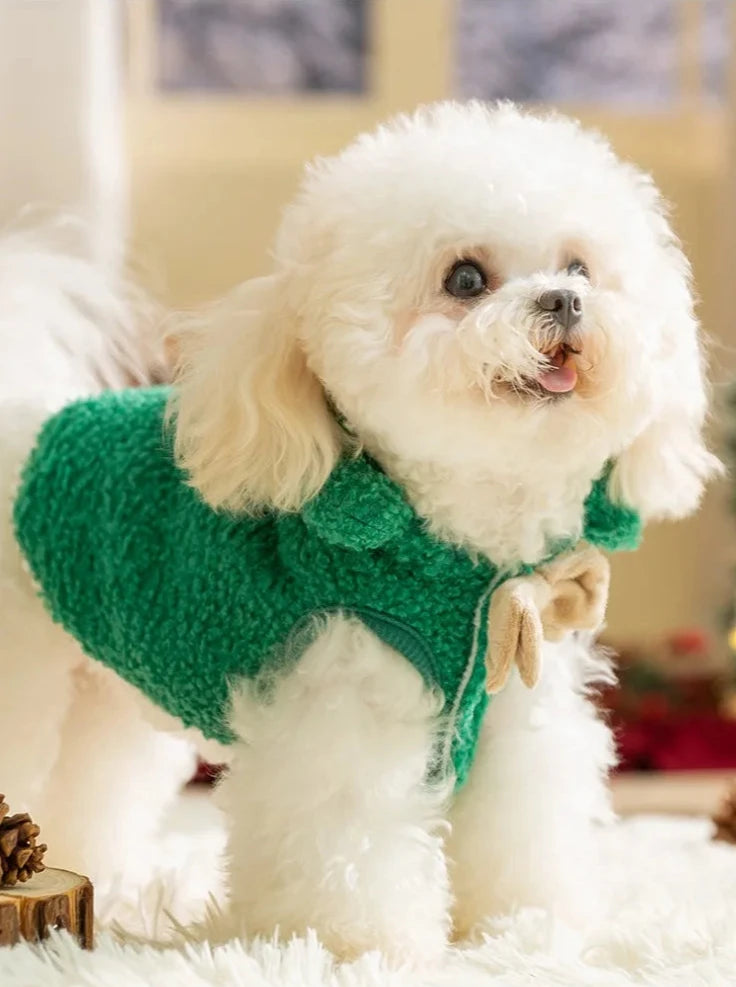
left=0, top=795, right=47, bottom=886
left=712, top=784, right=736, bottom=844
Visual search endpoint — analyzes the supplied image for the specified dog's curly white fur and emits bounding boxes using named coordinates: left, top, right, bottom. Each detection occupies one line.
left=0, top=103, right=720, bottom=962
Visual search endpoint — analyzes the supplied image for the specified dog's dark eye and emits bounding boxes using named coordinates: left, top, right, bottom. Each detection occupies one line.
left=566, top=258, right=589, bottom=279
left=444, top=261, right=487, bottom=299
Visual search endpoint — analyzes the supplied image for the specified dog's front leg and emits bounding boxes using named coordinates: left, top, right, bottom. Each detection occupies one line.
left=212, top=615, right=451, bottom=966
left=447, top=634, right=615, bottom=938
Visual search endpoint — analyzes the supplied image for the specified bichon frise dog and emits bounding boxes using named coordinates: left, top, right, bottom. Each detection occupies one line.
left=2, top=102, right=720, bottom=964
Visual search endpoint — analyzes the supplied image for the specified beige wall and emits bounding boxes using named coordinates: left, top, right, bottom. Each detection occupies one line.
left=0, top=0, right=125, bottom=262
left=126, top=0, right=735, bottom=646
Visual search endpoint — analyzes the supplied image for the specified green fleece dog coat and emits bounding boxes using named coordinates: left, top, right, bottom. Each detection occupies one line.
left=14, top=388, right=641, bottom=787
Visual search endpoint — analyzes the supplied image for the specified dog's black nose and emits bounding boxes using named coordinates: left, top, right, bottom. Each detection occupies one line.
left=537, top=289, right=582, bottom=330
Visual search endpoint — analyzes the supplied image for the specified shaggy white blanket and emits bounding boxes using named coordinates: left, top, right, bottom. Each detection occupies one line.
left=1, top=811, right=735, bottom=986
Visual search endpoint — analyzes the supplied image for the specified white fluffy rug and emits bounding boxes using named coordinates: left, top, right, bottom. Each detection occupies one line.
left=1, top=796, right=736, bottom=986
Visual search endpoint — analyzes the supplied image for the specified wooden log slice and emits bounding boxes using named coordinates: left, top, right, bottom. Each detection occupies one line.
left=0, top=868, right=92, bottom=949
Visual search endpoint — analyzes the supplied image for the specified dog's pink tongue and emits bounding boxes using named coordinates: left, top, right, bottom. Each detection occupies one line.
left=537, top=351, right=578, bottom=393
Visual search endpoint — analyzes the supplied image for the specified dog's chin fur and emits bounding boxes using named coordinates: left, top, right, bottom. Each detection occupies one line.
left=0, top=103, right=722, bottom=963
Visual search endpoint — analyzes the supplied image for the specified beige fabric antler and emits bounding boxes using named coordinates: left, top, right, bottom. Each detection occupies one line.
left=485, top=543, right=610, bottom=694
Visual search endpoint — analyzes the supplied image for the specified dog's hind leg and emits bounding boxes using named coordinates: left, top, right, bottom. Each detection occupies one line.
left=212, top=615, right=451, bottom=966
left=36, top=661, right=197, bottom=913
left=0, top=603, right=80, bottom=811
left=0, top=413, right=83, bottom=812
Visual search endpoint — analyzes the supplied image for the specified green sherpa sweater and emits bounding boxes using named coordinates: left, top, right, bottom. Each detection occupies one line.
left=14, top=388, right=641, bottom=788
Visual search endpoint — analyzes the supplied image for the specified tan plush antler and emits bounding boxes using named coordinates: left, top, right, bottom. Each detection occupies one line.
left=485, top=543, right=610, bottom=694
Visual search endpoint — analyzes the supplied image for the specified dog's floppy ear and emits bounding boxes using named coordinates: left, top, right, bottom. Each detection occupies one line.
left=172, top=274, right=342, bottom=513
left=608, top=173, right=722, bottom=520
left=607, top=290, right=722, bottom=520
left=609, top=414, right=721, bottom=522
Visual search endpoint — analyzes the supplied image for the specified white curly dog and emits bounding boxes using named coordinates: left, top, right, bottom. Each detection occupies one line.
left=0, top=103, right=719, bottom=964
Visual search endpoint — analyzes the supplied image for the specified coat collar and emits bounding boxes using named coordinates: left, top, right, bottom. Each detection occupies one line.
left=301, top=449, right=642, bottom=561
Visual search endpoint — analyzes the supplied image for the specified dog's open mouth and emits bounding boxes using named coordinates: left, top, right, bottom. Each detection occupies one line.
left=534, top=343, right=578, bottom=394
left=493, top=342, right=583, bottom=401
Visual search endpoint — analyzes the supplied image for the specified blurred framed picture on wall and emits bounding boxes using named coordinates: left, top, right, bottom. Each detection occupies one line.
left=456, top=0, right=728, bottom=107
left=156, top=0, right=369, bottom=95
